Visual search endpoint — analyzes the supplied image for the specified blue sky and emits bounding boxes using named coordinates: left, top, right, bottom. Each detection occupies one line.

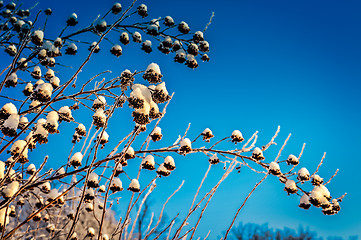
left=1, top=0, right=361, bottom=239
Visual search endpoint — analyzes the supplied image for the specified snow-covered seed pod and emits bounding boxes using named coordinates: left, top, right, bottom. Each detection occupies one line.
left=40, top=181, right=51, bottom=193
left=143, top=63, right=163, bottom=84
left=163, top=36, right=173, bottom=48
left=25, top=131, right=36, bottom=150
left=172, top=40, right=182, bottom=52
left=128, top=179, right=140, bottom=192
left=178, top=21, right=190, bottom=34
left=114, top=164, right=123, bottom=177
left=1, top=114, right=19, bottom=137
left=201, top=128, right=214, bottom=142
left=9, top=205, right=16, bottom=217
left=102, top=234, right=110, bottom=240
left=135, top=123, right=147, bottom=132
left=142, top=155, right=155, bottom=170
left=252, top=147, right=265, bottom=160
left=297, top=167, right=310, bottom=182
left=37, top=49, right=47, bottom=61
left=47, top=189, right=59, bottom=203
left=132, top=31, right=142, bottom=43
left=13, top=20, right=25, bottom=32
left=50, top=76, right=60, bottom=89
left=85, top=202, right=94, bottom=212
left=84, top=188, right=95, bottom=202
left=284, top=180, right=297, bottom=194
left=128, top=88, right=145, bottom=109
left=46, top=223, right=55, bottom=232
left=149, top=101, right=162, bottom=119
left=5, top=44, right=17, bottom=56
left=174, top=49, right=186, bottom=63
left=157, top=42, right=170, bottom=54
left=112, top=3, right=122, bottom=14
left=44, top=111, right=59, bottom=134
left=70, top=232, right=77, bottom=240
left=2, top=181, right=19, bottom=199
left=332, top=199, right=341, bottom=211
left=95, top=19, right=107, bottom=32
left=201, top=54, right=210, bottom=62
left=44, top=69, right=55, bottom=81
left=150, top=127, right=162, bottom=142
left=97, top=131, right=109, bottom=149
left=185, top=54, right=198, bottom=69
left=31, top=30, right=44, bottom=45
left=322, top=205, right=336, bottom=215
left=152, top=82, right=170, bottom=103
left=120, top=69, right=134, bottom=90
left=67, top=13, right=78, bottom=26
left=156, top=163, right=171, bottom=177
left=5, top=72, right=18, bottom=88
left=163, top=156, right=175, bottom=170
left=88, top=172, right=99, bottom=188
left=320, top=196, right=331, bottom=209
left=33, top=212, right=42, bottom=222
left=123, top=146, right=135, bottom=160
left=87, top=227, right=95, bottom=237
left=120, top=32, right=130, bottom=45
left=58, top=106, right=74, bottom=122
left=299, top=194, right=311, bottom=209
left=32, top=82, right=53, bottom=102
left=199, top=40, right=210, bottom=53
left=65, top=43, right=77, bottom=55
left=164, top=16, right=174, bottom=26
left=33, top=118, right=49, bottom=144
left=0, top=103, right=17, bottom=120
left=89, top=41, right=100, bottom=53
left=286, top=154, right=299, bottom=165
left=315, top=184, right=331, bottom=200
left=6, top=2, right=16, bottom=9
left=311, top=174, right=324, bottom=186
left=70, top=152, right=82, bottom=167
left=137, top=4, right=148, bottom=18
left=132, top=101, right=150, bottom=125
left=99, top=185, right=106, bottom=193
left=23, top=83, right=33, bottom=97
left=187, top=43, right=199, bottom=56
left=193, top=31, right=204, bottom=43
left=75, top=124, right=86, bottom=137
left=17, top=57, right=28, bottom=70
left=56, top=167, right=65, bottom=176
left=110, top=44, right=122, bottom=57
left=179, top=138, right=192, bottom=155
left=43, top=7, right=52, bottom=15
left=54, top=37, right=62, bottom=47
left=9, top=140, right=28, bottom=163
left=26, top=163, right=36, bottom=175
left=309, top=189, right=323, bottom=207
left=268, top=162, right=281, bottom=175
left=141, top=40, right=152, bottom=53
left=31, top=66, right=42, bottom=79
left=208, top=153, right=219, bottom=164
left=110, top=178, right=123, bottom=193
left=92, top=96, right=106, bottom=110
left=47, top=57, right=56, bottom=67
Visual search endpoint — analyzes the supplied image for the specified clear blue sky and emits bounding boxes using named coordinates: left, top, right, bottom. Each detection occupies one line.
left=1, top=0, right=360, bottom=239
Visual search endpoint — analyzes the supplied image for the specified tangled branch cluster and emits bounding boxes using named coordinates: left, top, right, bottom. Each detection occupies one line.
left=0, top=1, right=345, bottom=240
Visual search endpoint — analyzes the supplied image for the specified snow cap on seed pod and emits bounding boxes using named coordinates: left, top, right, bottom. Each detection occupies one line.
left=312, top=174, right=324, bottom=186
left=156, top=163, right=170, bottom=177
left=179, top=138, right=192, bottom=155
left=141, top=40, right=152, bottom=53
left=110, top=178, right=123, bottom=193
left=185, top=54, right=198, bottom=69
left=110, top=44, right=122, bottom=57
left=1, top=113, right=19, bottom=137
left=92, top=96, right=106, bottom=110
left=132, top=31, right=142, bottom=43
left=26, top=163, right=36, bottom=175
left=95, top=19, right=107, bottom=32
left=284, top=179, right=297, bottom=194
left=252, top=147, right=265, bottom=160
left=297, top=167, right=310, bottom=182
left=178, top=21, right=190, bottom=34
left=142, top=155, right=155, bottom=170
left=209, top=153, right=219, bottom=165
left=128, top=179, right=140, bottom=192
left=286, top=154, right=299, bottom=165
left=231, top=130, right=244, bottom=143
left=299, top=194, right=311, bottom=209
left=143, top=63, right=162, bottom=84
left=201, top=128, right=214, bottom=142
left=88, top=172, right=99, bottom=188
left=5, top=72, right=17, bottom=88
left=150, top=127, right=162, bottom=142
left=120, top=32, right=130, bottom=45
left=65, top=43, right=77, bottom=55
left=112, top=3, right=122, bottom=14
left=67, top=13, right=78, bottom=26
left=164, top=156, right=176, bottom=170
left=137, top=4, right=148, bottom=18
left=268, top=162, right=281, bottom=175
left=70, top=152, right=82, bottom=167
left=123, top=146, right=135, bottom=159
